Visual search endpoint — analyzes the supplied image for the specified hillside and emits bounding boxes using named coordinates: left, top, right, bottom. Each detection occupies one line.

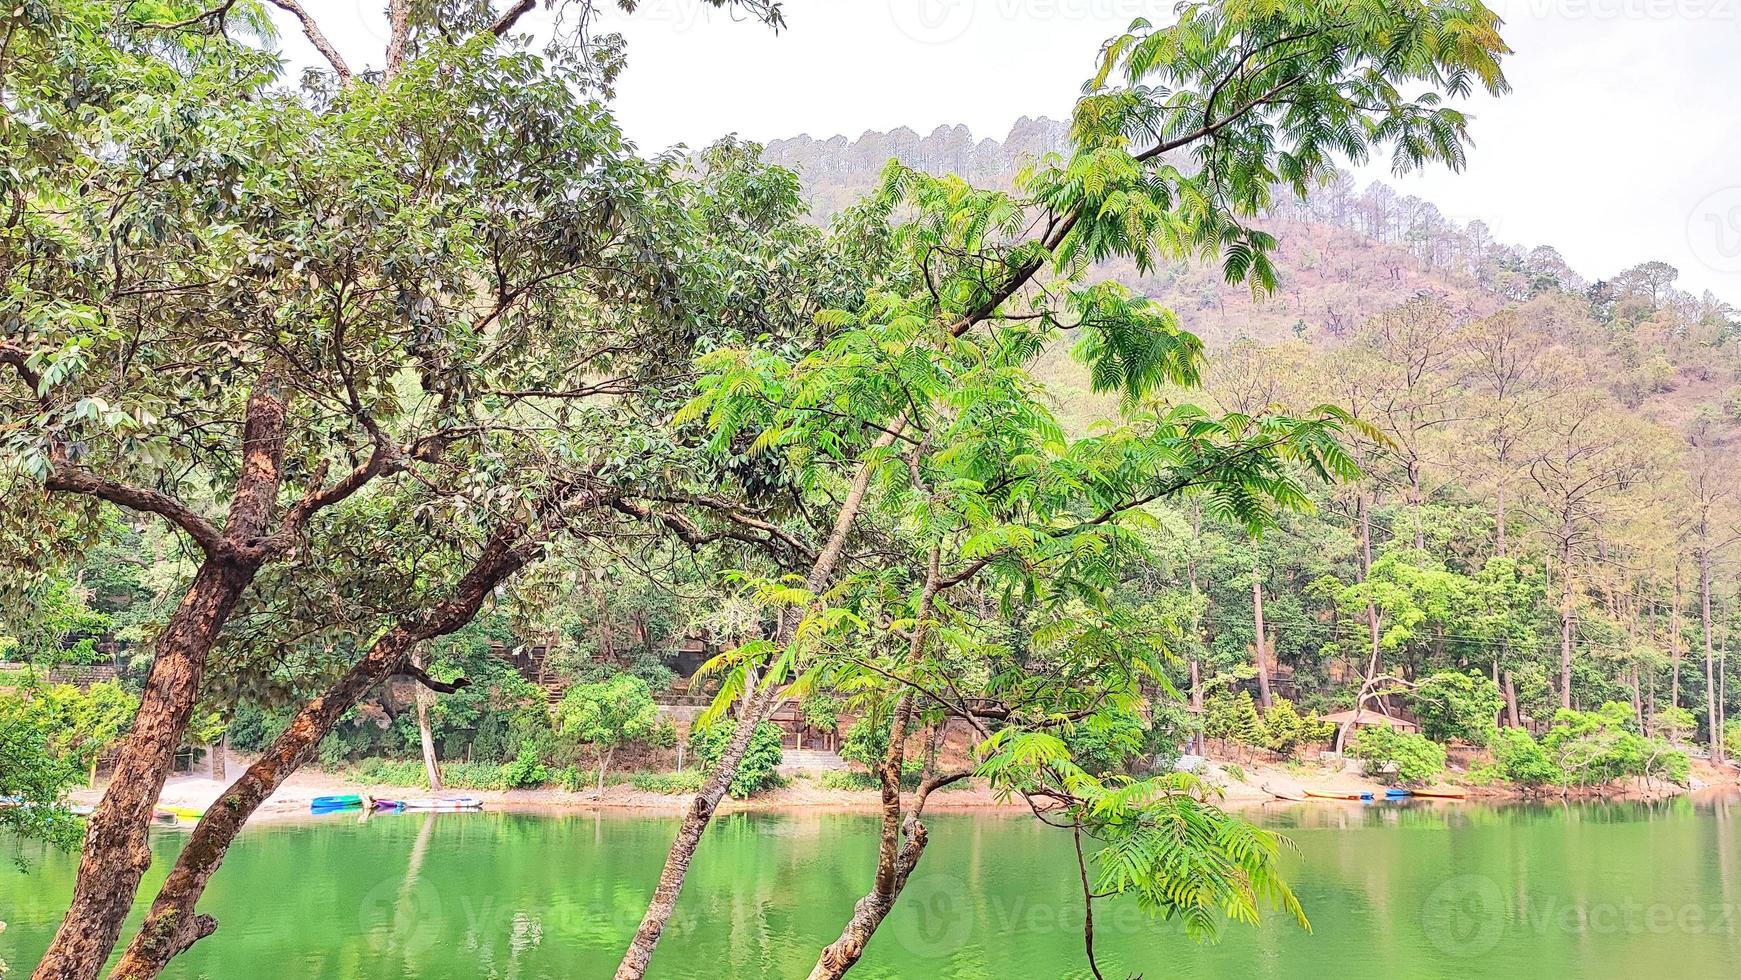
left=764, top=121, right=1741, bottom=435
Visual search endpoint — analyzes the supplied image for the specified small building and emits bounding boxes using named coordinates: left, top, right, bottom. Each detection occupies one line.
left=1318, top=709, right=1420, bottom=733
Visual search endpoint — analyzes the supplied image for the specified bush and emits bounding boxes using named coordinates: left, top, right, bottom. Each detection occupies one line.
left=1262, top=697, right=1333, bottom=757
left=629, top=770, right=706, bottom=794
left=348, top=758, right=429, bottom=787
left=1413, top=671, right=1503, bottom=746
left=689, top=721, right=785, bottom=797
left=502, top=740, right=551, bottom=789
left=1221, top=763, right=1246, bottom=783
left=1064, top=713, right=1147, bottom=776
left=1350, top=726, right=1446, bottom=785
left=840, top=713, right=890, bottom=769
left=555, top=765, right=586, bottom=793
left=1492, top=728, right=1561, bottom=788
left=1727, top=719, right=1741, bottom=760
left=1541, top=702, right=1687, bottom=787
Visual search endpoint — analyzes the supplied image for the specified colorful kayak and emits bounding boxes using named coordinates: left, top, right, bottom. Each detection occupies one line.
left=311, top=794, right=364, bottom=810
left=1412, top=786, right=1468, bottom=799
left=401, top=797, right=483, bottom=811
left=371, top=799, right=406, bottom=810
left=1384, top=788, right=1414, bottom=797
left=155, top=805, right=205, bottom=820
left=1305, top=789, right=1374, bottom=801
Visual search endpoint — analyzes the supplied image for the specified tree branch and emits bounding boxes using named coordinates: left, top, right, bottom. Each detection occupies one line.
left=43, top=467, right=229, bottom=558
left=264, top=0, right=353, bottom=80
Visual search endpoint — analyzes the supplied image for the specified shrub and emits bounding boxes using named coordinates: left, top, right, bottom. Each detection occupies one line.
left=1064, top=712, right=1147, bottom=776
left=1727, top=720, right=1741, bottom=760
left=689, top=721, right=784, bottom=797
left=349, top=758, right=429, bottom=787
left=555, top=765, right=585, bottom=793
left=813, top=764, right=925, bottom=792
left=502, top=740, right=551, bottom=789
left=1262, top=697, right=1333, bottom=757
left=1491, top=728, right=1561, bottom=788
left=1412, top=671, right=1503, bottom=746
left=840, top=713, right=890, bottom=769
left=630, top=770, right=706, bottom=794
left=1541, top=702, right=1689, bottom=788
left=1350, top=726, right=1446, bottom=785
left=1221, top=763, right=1246, bottom=783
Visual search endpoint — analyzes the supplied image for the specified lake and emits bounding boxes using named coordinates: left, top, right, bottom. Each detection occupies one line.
left=3, top=794, right=1739, bottom=978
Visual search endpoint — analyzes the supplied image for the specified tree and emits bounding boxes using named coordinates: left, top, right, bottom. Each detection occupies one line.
left=0, top=697, right=84, bottom=855
left=613, top=3, right=1514, bottom=976
left=1350, top=727, right=1446, bottom=785
left=557, top=675, right=664, bottom=794
left=1412, top=671, right=1503, bottom=746
left=5, top=2, right=799, bottom=977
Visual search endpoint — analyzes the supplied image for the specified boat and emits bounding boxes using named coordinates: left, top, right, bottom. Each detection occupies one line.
left=1305, top=789, right=1374, bottom=801
left=155, top=805, right=205, bottom=820
left=371, top=799, right=406, bottom=810
left=1383, top=788, right=1414, bottom=797
left=1411, top=786, right=1468, bottom=800
left=401, top=797, right=483, bottom=811
left=310, top=794, right=364, bottom=811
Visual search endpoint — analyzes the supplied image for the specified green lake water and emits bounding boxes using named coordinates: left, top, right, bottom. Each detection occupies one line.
left=4, top=794, right=1740, bottom=978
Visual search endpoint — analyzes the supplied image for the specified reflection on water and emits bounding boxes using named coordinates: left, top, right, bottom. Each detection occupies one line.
left=1, top=791, right=1737, bottom=978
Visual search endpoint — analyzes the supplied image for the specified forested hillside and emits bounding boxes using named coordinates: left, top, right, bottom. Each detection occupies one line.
left=770, top=120, right=1741, bottom=755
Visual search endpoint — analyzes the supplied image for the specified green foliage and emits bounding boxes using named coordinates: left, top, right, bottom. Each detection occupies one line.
left=629, top=770, right=707, bottom=795
left=1651, top=706, right=1697, bottom=744
left=690, top=721, right=785, bottom=798
left=1726, top=720, right=1741, bottom=761
left=1064, top=712, right=1148, bottom=776
left=1261, top=698, right=1333, bottom=758
left=502, top=741, right=552, bottom=789
left=0, top=699, right=83, bottom=855
left=7, top=682, right=138, bottom=772
left=1541, top=702, right=1688, bottom=788
left=1491, top=728, right=1562, bottom=788
left=840, top=713, right=891, bottom=770
left=1221, top=763, right=1247, bottom=783
left=1205, top=690, right=1267, bottom=755
left=1413, top=671, right=1503, bottom=746
left=556, top=674, right=666, bottom=789
left=1350, top=727, right=1446, bottom=785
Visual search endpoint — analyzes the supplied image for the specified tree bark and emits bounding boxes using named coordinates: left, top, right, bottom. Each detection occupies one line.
left=1251, top=566, right=1274, bottom=709
left=615, top=426, right=905, bottom=979
left=34, top=369, right=290, bottom=980
left=809, top=550, right=945, bottom=978
left=1559, top=538, right=1575, bottom=711
left=413, top=648, right=443, bottom=792
left=1672, top=565, right=1684, bottom=708
left=1503, top=670, right=1520, bottom=728
left=1703, top=543, right=1723, bottom=764
left=107, top=522, right=540, bottom=980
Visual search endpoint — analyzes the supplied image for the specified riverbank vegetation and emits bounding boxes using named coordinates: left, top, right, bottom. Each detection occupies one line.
left=1, top=0, right=1732, bottom=979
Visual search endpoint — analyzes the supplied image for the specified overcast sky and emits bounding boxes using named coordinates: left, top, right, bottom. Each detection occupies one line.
left=276, top=0, right=1741, bottom=301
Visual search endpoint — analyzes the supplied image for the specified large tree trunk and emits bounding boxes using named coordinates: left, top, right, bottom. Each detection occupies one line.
left=1251, top=568, right=1273, bottom=709
left=33, top=558, right=256, bottom=980
left=615, top=708, right=768, bottom=980
left=413, top=648, right=443, bottom=792
left=1503, top=669, right=1520, bottom=728
left=615, top=427, right=905, bottom=979
left=107, top=523, right=538, bottom=980
left=1703, top=545, right=1724, bottom=764
left=34, top=369, right=289, bottom=980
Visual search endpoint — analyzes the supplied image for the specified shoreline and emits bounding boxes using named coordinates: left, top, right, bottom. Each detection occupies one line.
left=70, top=755, right=1741, bottom=826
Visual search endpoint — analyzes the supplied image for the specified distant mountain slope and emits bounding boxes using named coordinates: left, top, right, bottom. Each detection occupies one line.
left=762, top=121, right=1741, bottom=435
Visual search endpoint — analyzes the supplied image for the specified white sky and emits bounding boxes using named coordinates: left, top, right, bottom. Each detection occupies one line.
left=274, top=0, right=1741, bottom=301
